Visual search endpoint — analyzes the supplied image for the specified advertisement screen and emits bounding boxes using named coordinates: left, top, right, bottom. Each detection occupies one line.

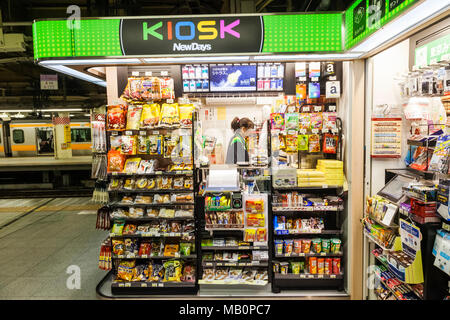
left=210, top=65, right=257, bottom=92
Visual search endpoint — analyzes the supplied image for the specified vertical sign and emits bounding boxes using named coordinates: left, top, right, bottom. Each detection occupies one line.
left=40, top=74, right=58, bottom=90
left=353, top=0, right=366, bottom=38
left=368, top=0, right=386, bottom=28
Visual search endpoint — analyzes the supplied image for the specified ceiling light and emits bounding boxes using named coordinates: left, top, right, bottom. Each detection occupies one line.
left=13, top=112, right=25, bottom=118
left=39, top=108, right=84, bottom=112
left=253, top=53, right=363, bottom=61
left=40, top=58, right=142, bottom=66
left=38, top=64, right=106, bottom=87
left=143, top=56, right=250, bottom=64
left=349, top=0, right=450, bottom=54
left=0, top=109, right=33, bottom=112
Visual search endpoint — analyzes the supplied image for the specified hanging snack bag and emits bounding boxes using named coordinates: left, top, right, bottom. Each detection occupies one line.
left=285, top=113, right=299, bottom=130
left=107, top=150, right=125, bottom=172
left=308, top=134, right=321, bottom=153
left=123, top=158, right=141, bottom=174
left=323, top=134, right=338, bottom=154
left=137, top=136, right=150, bottom=154
left=270, top=113, right=285, bottom=130
left=148, top=135, right=162, bottom=155
left=298, top=135, right=309, bottom=151
left=140, top=77, right=154, bottom=101
left=298, top=113, right=311, bottom=130
left=129, top=78, right=143, bottom=101
left=150, top=263, right=164, bottom=282
left=126, top=105, right=143, bottom=130
left=111, top=219, right=125, bottom=235
left=117, top=260, right=136, bottom=281
left=179, top=104, right=194, bottom=127
left=310, top=113, right=323, bottom=130
left=160, top=103, right=179, bottom=127
left=317, top=258, right=325, bottom=274
left=244, top=228, right=256, bottom=242
left=112, top=240, right=125, bottom=255
left=141, top=103, right=161, bottom=128
left=286, top=134, right=298, bottom=153
left=322, top=112, right=337, bottom=130
left=121, top=135, right=137, bottom=155
left=107, top=105, right=127, bottom=130
left=256, top=228, right=267, bottom=242
left=164, top=135, right=179, bottom=158
left=332, top=258, right=341, bottom=274
left=110, top=135, right=122, bottom=151
left=160, top=78, right=175, bottom=99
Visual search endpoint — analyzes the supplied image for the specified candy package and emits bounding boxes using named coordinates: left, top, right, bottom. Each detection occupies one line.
left=150, top=263, right=164, bottom=281
left=133, top=264, right=149, bottom=281
left=137, top=136, right=150, bottom=154
left=110, top=135, right=122, bottom=151
left=164, top=135, right=179, bottom=158
left=308, top=134, right=321, bottom=153
left=180, top=243, right=192, bottom=256
left=129, top=78, right=143, bottom=100
left=107, top=150, right=125, bottom=172
left=107, top=105, right=127, bottom=130
left=160, top=103, right=179, bottom=126
left=270, top=113, right=285, bottom=130
left=256, top=228, right=267, bottom=242
left=149, top=135, right=162, bottom=155
left=160, top=78, right=175, bottom=100
left=183, top=264, right=196, bottom=282
left=286, top=134, right=298, bottom=153
left=121, top=135, right=137, bottom=155
left=322, top=112, right=337, bottom=130
left=310, top=113, right=323, bottom=130
left=141, top=103, right=160, bottom=128
left=323, top=134, right=338, bottom=154
left=298, top=135, right=308, bottom=151
left=163, top=260, right=182, bottom=282
left=179, top=104, right=194, bottom=127
left=112, top=240, right=125, bottom=255
left=285, top=113, right=299, bottom=130
left=164, top=244, right=179, bottom=257
left=126, top=105, right=142, bottom=130
left=117, top=260, right=136, bottom=281
left=244, top=228, right=256, bottom=242
left=299, top=113, right=311, bottom=130
left=124, top=158, right=141, bottom=174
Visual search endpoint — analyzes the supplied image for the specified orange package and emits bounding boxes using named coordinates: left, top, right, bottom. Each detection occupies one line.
left=108, top=150, right=126, bottom=172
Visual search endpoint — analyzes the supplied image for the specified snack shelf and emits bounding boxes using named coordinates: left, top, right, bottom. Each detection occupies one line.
left=111, top=216, right=195, bottom=222
left=368, top=215, right=399, bottom=229
left=274, top=273, right=344, bottom=280
left=371, top=252, right=389, bottom=268
left=108, top=171, right=194, bottom=177
left=274, top=230, right=343, bottom=236
left=202, top=261, right=269, bottom=267
left=274, top=252, right=343, bottom=258
left=373, top=274, right=419, bottom=300
left=109, top=232, right=194, bottom=238
left=272, top=205, right=343, bottom=212
left=406, top=139, right=437, bottom=147
left=273, top=186, right=341, bottom=191
left=204, top=207, right=236, bottom=212
left=205, top=227, right=245, bottom=231
left=402, top=191, right=437, bottom=204
left=110, top=202, right=195, bottom=207
left=112, top=254, right=197, bottom=260
left=363, top=230, right=393, bottom=251
left=201, top=246, right=268, bottom=251
left=107, top=126, right=192, bottom=135
left=111, top=281, right=196, bottom=288
left=110, top=189, right=194, bottom=194
left=198, top=279, right=268, bottom=286
left=242, top=176, right=271, bottom=181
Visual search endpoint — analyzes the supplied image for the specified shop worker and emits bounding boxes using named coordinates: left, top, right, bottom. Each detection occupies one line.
left=226, top=117, right=255, bottom=164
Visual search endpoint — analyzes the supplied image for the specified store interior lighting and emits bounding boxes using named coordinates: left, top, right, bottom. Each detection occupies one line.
left=38, top=64, right=107, bottom=87
left=349, top=0, right=450, bottom=54
left=39, top=58, right=142, bottom=66
left=253, top=53, right=364, bottom=61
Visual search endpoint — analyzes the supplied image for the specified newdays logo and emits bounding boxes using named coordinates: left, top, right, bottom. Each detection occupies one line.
left=142, top=19, right=240, bottom=52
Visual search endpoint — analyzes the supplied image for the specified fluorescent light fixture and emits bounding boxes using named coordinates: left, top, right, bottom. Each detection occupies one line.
left=39, top=108, right=84, bottom=112
left=0, top=109, right=33, bottom=112
left=13, top=112, right=25, bottom=118
left=40, top=58, right=142, bottom=66
left=143, top=56, right=250, bottom=63
left=350, top=0, right=450, bottom=53
left=42, top=114, right=51, bottom=117
left=254, top=53, right=363, bottom=61
left=39, top=64, right=106, bottom=87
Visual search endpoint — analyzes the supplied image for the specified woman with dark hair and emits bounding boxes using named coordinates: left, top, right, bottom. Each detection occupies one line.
left=225, top=117, right=255, bottom=164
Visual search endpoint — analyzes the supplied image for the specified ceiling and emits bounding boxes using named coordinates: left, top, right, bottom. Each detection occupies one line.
left=0, top=0, right=355, bottom=111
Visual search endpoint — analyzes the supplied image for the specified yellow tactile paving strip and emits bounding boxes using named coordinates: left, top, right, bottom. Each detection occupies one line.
left=34, top=204, right=101, bottom=212
left=0, top=207, right=37, bottom=213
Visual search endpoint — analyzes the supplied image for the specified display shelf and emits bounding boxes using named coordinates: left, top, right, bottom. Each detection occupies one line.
left=373, top=274, right=420, bottom=300
left=108, top=171, right=194, bottom=177
left=274, top=273, right=344, bottom=280
left=242, top=176, right=271, bottom=181
left=107, top=126, right=192, bottom=135
left=201, top=246, right=268, bottom=251
left=110, top=189, right=194, bottom=194
left=110, top=202, right=195, bottom=207
left=198, top=279, right=268, bottom=286
left=274, top=252, right=343, bottom=258
left=364, top=230, right=393, bottom=251
left=111, top=281, right=195, bottom=288
left=368, top=215, right=399, bottom=229
left=109, top=232, right=194, bottom=238
left=110, top=216, right=194, bottom=222
left=272, top=205, right=343, bottom=212
left=202, top=261, right=269, bottom=267
left=272, top=186, right=341, bottom=191
left=205, top=226, right=245, bottom=231
left=406, top=139, right=437, bottom=147
left=274, top=230, right=343, bottom=236
left=112, top=254, right=197, bottom=259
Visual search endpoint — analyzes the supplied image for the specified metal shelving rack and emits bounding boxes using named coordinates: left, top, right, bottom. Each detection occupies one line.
left=103, top=108, right=200, bottom=295
left=269, top=115, right=346, bottom=293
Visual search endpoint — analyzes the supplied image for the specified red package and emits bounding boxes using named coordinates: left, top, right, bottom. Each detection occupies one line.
left=107, top=150, right=125, bottom=172
left=332, top=258, right=341, bottom=274
left=107, top=105, right=127, bottom=130
left=323, top=134, right=338, bottom=154
left=293, top=239, right=302, bottom=254
left=139, top=242, right=151, bottom=256
left=325, top=258, right=332, bottom=275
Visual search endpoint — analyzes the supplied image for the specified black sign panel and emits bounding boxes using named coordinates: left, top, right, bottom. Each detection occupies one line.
left=120, top=16, right=263, bottom=55
left=389, top=0, right=406, bottom=11
left=353, top=1, right=367, bottom=38
left=368, top=0, right=386, bottom=27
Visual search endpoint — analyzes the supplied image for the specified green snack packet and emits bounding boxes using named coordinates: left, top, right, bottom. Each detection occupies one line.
left=331, top=238, right=342, bottom=253
left=112, top=219, right=125, bottom=235
left=290, top=261, right=301, bottom=274
left=321, top=239, right=331, bottom=253
left=298, top=135, right=308, bottom=151
left=180, top=243, right=191, bottom=256
left=285, top=113, right=299, bottom=130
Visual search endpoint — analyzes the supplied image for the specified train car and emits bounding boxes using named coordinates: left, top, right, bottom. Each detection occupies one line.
left=0, top=121, right=6, bottom=157
left=3, top=119, right=92, bottom=157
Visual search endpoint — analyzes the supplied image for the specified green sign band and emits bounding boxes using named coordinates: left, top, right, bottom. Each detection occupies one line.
left=415, top=32, right=450, bottom=67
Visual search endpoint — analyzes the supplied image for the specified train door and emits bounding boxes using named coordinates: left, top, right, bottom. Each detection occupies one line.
left=2, top=121, right=12, bottom=157
left=35, top=127, right=54, bottom=155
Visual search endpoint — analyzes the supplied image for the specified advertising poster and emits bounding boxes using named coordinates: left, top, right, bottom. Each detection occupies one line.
left=210, top=65, right=257, bottom=92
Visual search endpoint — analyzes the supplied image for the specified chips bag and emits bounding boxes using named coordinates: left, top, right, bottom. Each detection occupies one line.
left=141, top=103, right=160, bottom=128
left=121, top=135, right=137, bottom=155
left=179, top=104, right=194, bottom=127
left=107, top=150, right=125, bottom=172
left=308, top=134, right=321, bottom=153
left=298, top=135, right=308, bottom=151
left=323, top=134, right=338, bottom=154
left=117, top=260, right=136, bottom=281
left=160, top=103, right=179, bottom=126
left=126, top=105, right=142, bottom=130
left=107, top=105, right=127, bottom=130
left=123, top=158, right=141, bottom=173
left=163, top=260, right=183, bottom=282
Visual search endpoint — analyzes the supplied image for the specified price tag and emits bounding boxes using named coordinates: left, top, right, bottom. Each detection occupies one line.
left=174, top=233, right=181, bottom=237
left=155, top=171, right=163, bottom=175
left=153, top=131, right=159, bottom=135
left=139, top=131, right=146, bottom=136
left=119, top=283, right=124, bottom=287
left=318, top=275, right=324, bottom=279
left=176, top=171, right=182, bottom=174
left=320, top=252, right=326, bottom=256
left=329, top=76, right=337, bottom=81
left=174, top=252, right=180, bottom=257
left=152, top=283, right=158, bottom=287
left=111, top=131, right=118, bottom=136
left=125, top=283, right=131, bottom=287
left=251, top=261, right=259, bottom=265
left=141, top=283, right=148, bottom=287
left=311, top=77, right=319, bottom=82
left=125, top=131, right=132, bottom=136
left=330, top=275, right=336, bottom=278
left=109, top=233, right=115, bottom=237
left=322, top=128, right=328, bottom=134
left=206, top=263, right=213, bottom=267
left=314, top=106, right=322, bottom=112
left=308, top=275, right=315, bottom=279
left=217, top=263, right=223, bottom=266
left=240, top=246, right=250, bottom=250
left=161, top=71, right=169, bottom=76
left=322, top=185, right=328, bottom=189
left=312, top=129, right=319, bottom=134
left=300, top=274, right=306, bottom=278
left=303, top=107, right=310, bottom=112
left=145, top=71, right=152, bottom=76
left=132, top=71, right=140, bottom=76
left=126, top=254, right=134, bottom=258
left=253, top=246, right=260, bottom=250
left=169, top=232, right=175, bottom=237
left=300, top=129, right=307, bottom=134
left=299, top=77, right=307, bottom=82
left=329, top=105, right=337, bottom=111
left=299, top=253, right=305, bottom=257
left=158, top=283, right=164, bottom=287
left=167, top=99, right=174, bottom=103
left=141, top=254, right=148, bottom=258
left=118, top=255, right=124, bottom=258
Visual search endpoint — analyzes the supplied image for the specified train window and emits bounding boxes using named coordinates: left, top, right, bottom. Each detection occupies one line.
left=12, top=129, right=24, bottom=144
left=36, top=128, right=54, bottom=154
left=71, top=128, right=91, bottom=143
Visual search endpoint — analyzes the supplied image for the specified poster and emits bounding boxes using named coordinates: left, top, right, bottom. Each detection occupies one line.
left=371, top=118, right=402, bottom=158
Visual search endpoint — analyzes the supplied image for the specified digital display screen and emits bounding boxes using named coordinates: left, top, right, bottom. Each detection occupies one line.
left=210, top=65, right=257, bottom=92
